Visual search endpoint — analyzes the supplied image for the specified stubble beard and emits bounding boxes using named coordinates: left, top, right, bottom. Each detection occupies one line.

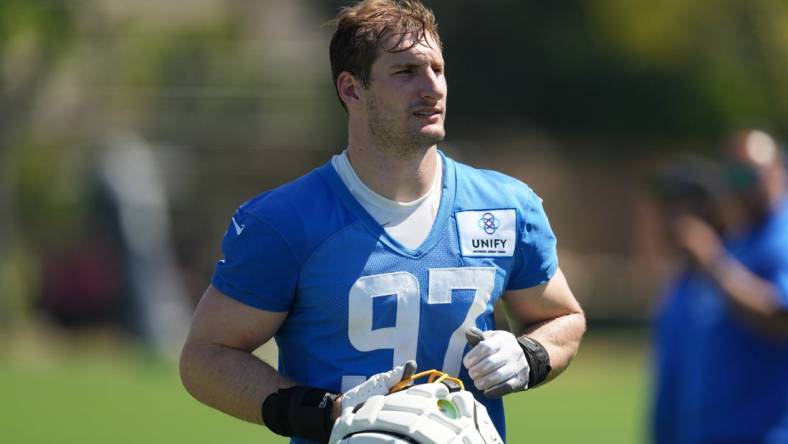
left=366, top=96, right=445, bottom=159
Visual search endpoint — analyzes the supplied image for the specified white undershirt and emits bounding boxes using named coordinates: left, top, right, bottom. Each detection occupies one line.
left=331, top=150, right=442, bottom=250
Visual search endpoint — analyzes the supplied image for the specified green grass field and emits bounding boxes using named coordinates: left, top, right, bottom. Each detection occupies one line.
left=0, top=327, right=649, bottom=443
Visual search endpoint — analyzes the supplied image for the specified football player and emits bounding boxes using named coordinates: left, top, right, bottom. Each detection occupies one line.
left=179, top=1, right=586, bottom=443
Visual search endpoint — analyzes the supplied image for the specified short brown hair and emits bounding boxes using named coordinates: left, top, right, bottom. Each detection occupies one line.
left=329, top=0, right=442, bottom=107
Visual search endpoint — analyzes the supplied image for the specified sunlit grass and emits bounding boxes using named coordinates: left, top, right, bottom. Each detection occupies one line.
left=0, top=325, right=648, bottom=444
left=506, top=328, right=649, bottom=443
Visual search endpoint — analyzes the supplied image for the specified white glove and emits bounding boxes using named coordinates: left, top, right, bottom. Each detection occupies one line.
left=339, top=360, right=417, bottom=412
left=463, top=327, right=530, bottom=398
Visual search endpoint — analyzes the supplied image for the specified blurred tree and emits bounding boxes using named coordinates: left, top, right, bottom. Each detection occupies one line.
left=587, top=0, right=788, bottom=136
left=0, top=0, right=77, bottom=323
left=0, top=0, right=341, bottom=323
left=0, top=0, right=75, bottom=143
left=319, top=0, right=788, bottom=141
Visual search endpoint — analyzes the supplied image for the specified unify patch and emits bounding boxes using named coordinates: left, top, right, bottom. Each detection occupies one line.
left=455, top=209, right=516, bottom=257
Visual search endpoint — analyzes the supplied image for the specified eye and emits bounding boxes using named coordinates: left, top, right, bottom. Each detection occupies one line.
left=395, top=67, right=414, bottom=75
left=432, top=65, right=444, bottom=75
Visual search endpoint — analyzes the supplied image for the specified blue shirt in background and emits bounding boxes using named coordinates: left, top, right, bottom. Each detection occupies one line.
left=654, top=199, right=788, bottom=444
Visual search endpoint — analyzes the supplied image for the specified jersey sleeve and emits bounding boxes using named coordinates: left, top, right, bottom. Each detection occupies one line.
left=507, top=189, right=558, bottom=290
left=211, top=207, right=300, bottom=312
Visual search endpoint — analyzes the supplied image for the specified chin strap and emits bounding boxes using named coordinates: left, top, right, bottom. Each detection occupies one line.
left=389, top=369, right=465, bottom=394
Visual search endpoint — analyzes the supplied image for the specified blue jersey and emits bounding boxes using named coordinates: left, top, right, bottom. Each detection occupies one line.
left=212, top=152, right=558, bottom=443
left=653, top=199, right=788, bottom=444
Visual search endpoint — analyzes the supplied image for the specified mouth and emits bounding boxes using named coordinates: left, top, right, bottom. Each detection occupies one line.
left=412, top=108, right=442, bottom=120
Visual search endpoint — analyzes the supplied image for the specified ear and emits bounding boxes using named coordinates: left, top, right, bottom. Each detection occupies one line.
left=337, top=71, right=364, bottom=109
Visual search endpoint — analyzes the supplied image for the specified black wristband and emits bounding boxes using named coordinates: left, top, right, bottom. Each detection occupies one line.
left=262, top=386, right=339, bottom=443
left=517, top=335, right=552, bottom=388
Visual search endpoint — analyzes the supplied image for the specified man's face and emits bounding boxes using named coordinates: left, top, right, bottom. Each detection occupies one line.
left=360, top=33, right=447, bottom=154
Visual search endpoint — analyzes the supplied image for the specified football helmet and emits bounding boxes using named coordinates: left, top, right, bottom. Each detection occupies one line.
left=330, top=370, right=503, bottom=444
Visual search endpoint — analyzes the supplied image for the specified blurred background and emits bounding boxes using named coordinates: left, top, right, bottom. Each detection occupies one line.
left=2, top=0, right=787, bottom=443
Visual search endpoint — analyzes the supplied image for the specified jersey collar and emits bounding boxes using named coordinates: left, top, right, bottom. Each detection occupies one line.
left=318, top=149, right=457, bottom=258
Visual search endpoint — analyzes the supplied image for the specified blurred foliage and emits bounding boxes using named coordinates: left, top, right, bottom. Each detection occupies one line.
left=0, top=0, right=74, bottom=81
left=0, top=0, right=74, bottom=136
left=9, top=139, right=91, bottom=246
left=0, top=243, right=38, bottom=324
left=587, top=0, right=788, bottom=136
left=322, top=0, right=788, bottom=139
left=0, top=0, right=73, bottom=48
left=1, top=0, right=786, bottom=151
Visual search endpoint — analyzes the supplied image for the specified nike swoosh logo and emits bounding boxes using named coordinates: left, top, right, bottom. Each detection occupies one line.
left=231, top=217, right=246, bottom=235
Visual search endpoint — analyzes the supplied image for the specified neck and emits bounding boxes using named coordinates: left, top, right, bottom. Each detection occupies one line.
left=345, top=142, right=439, bottom=202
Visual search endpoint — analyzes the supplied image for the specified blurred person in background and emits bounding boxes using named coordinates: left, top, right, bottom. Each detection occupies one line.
left=179, top=1, right=585, bottom=443
left=36, top=134, right=191, bottom=357
left=652, top=130, right=788, bottom=444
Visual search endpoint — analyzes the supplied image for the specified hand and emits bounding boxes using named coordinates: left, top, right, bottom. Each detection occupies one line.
left=463, top=327, right=530, bottom=398
left=339, top=360, right=417, bottom=413
left=673, top=214, right=725, bottom=270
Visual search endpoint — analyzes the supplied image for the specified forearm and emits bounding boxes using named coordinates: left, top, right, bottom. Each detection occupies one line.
left=179, top=341, right=295, bottom=424
left=674, top=214, right=788, bottom=332
left=706, top=256, right=788, bottom=335
left=708, top=256, right=783, bottom=316
left=520, top=310, right=586, bottom=384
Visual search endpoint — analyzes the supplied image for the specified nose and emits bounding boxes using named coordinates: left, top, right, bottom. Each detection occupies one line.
left=420, top=69, right=446, bottom=103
